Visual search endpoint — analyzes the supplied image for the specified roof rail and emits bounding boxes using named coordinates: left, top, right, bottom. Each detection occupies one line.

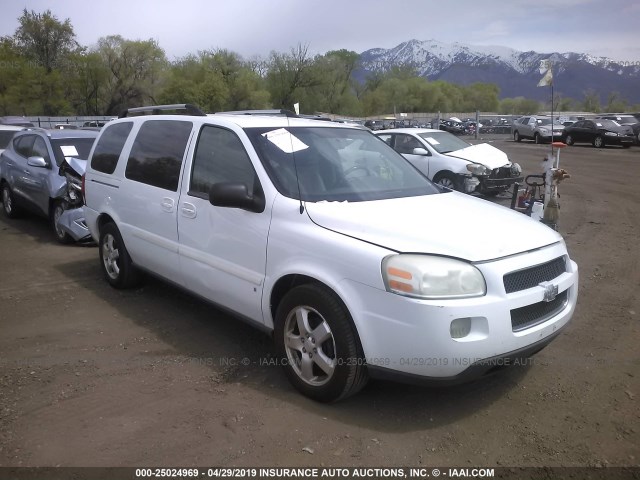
left=214, top=109, right=298, bottom=118
left=119, top=104, right=206, bottom=118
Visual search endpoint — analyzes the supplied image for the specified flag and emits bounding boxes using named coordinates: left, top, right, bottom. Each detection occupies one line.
left=538, top=59, right=553, bottom=87
left=537, top=69, right=553, bottom=87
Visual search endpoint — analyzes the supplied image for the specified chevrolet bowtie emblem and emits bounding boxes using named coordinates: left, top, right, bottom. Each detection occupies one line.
left=539, top=281, right=559, bottom=302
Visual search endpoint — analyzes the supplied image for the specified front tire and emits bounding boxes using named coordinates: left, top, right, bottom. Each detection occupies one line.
left=534, top=133, right=541, bottom=144
left=514, top=131, right=521, bottom=142
left=593, top=136, right=605, bottom=148
left=565, top=135, right=574, bottom=146
left=99, top=222, right=141, bottom=289
left=52, top=201, right=73, bottom=244
left=433, top=171, right=460, bottom=191
left=1, top=183, right=21, bottom=219
left=274, top=284, right=368, bottom=402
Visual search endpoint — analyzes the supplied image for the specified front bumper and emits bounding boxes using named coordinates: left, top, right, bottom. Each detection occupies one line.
left=342, top=242, right=579, bottom=381
left=56, top=206, right=92, bottom=242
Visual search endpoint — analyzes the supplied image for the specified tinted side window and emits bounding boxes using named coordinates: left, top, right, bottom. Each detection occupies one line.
left=376, top=134, right=393, bottom=146
left=14, top=135, right=36, bottom=158
left=0, top=131, right=16, bottom=149
left=125, top=120, right=192, bottom=191
left=394, top=134, right=421, bottom=154
left=31, top=137, right=51, bottom=164
left=91, top=122, right=133, bottom=174
left=190, top=126, right=257, bottom=197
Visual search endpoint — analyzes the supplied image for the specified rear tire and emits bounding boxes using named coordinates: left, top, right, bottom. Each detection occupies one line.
left=98, top=222, right=142, bottom=289
left=274, top=284, right=368, bottom=402
left=1, top=183, right=21, bottom=219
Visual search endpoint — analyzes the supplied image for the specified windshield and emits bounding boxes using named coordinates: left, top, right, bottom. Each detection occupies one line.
left=51, top=138, right=96, bottom=166
left=245, top=127, right=440, bottom=202
left=417, top=131, right=470, bottom=154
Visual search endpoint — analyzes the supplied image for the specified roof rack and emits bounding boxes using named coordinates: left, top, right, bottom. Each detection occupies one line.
left=214, top=109, right=298, bottom=118
left=119, top=104, right=206, bottom=118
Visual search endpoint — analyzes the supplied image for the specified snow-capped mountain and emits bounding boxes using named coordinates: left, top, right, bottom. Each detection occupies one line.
left=357, top=39, right=640, bottom=103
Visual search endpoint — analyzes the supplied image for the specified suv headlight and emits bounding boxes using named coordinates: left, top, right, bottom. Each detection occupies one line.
left=382, top=254, right=486, bottom=299
left=466, top=163, right=490, bottom=176
left=539, top=128, right=549, bottom=134
left=510, top=162, right=522, bottom=176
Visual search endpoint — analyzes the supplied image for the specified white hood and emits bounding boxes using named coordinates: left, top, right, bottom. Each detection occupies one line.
left=445, top=143, right=510, bottom=169
left=305, top=193, right=560, bottom=262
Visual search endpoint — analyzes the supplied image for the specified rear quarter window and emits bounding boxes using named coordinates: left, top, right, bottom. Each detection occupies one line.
left=90, top=122, right=133, bottom=174
left=125, top=120, right=193, bottom=191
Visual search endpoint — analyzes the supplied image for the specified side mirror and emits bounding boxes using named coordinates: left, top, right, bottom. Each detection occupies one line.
left=412, top=147, right=430, bottom=156
left=209, top=182, right=265, bottom=213
left=27, top=156, right=48, bottom=168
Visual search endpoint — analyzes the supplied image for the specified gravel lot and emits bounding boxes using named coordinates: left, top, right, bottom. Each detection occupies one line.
left=0, top=137, right=638, bottom=469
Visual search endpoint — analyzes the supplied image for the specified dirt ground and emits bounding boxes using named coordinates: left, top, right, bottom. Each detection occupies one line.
left=0, top=136, right=638, bottom=470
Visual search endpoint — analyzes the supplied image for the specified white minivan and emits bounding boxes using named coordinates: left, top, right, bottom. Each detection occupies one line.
left=83, top=105, right=579, bottom=402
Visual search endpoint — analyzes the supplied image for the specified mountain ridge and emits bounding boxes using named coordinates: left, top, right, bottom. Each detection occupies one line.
left=357, top=39, right=640, bottom=104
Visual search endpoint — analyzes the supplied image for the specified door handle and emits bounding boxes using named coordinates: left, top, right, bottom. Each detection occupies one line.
left=160, top=197, right=175, bottom=212
left=181, top=202, right=197, bottom=219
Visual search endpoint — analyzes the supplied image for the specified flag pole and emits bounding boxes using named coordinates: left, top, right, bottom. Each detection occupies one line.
left=551, top=76, right=554, bottom=158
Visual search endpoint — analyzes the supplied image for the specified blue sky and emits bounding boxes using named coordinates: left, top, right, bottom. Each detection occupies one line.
left=1, top=0, right=639, bottom=62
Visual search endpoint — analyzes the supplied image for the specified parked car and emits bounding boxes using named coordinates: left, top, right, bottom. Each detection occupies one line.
left=363, top=120, right=384, bottom=130
left=0, top=116, right=34, bottom=127
left=0, top=128, right=98, bottom=242
left=560, top=119, right=634, bottom=148
left=595, top=115, right=640, bottom=145
left=0, top=125, right=25, bottom=156
left=439, top=119, right=465, bottom=135
left=82, top=105, right=578, bottom=402
left=511, top=116, right=565, bottom=144
left=595, top=114, right=638, bottom=126
left=375, top=128, right=522, bottom=195
left=53, top=123, right=80, bottom=130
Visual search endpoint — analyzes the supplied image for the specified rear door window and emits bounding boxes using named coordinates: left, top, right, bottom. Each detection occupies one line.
left=125, top=120, right=193, bottom=191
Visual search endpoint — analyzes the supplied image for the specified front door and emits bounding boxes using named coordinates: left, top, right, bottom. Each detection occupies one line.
left=177, top=125, right=271, bottom=323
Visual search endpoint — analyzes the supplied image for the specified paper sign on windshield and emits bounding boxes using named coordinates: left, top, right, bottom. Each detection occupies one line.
left=262, top=128, right=308, bottom=153
left=425, top=137, right=440, bottom=145
left=60, top=145, right=79, bottom=157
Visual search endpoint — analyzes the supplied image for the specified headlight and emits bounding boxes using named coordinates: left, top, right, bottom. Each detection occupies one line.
left=510, top=162, right=522, bottom=176
left=604, top=131, right=618, bottom=136
left=466, top=163, right=490, bottom=176
left=539, top=128, right=548, bottom=134
left=382, top=254, right=486, bottom=299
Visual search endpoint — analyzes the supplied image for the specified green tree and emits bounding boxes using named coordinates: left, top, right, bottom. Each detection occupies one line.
left=582, top=90, right=601, bottom=113
left=266, top=44, right=320, bottom=110
left=605, top=91, right=627, bottom=113
left=95, top=35, right=167, bottom=115
left=13, top=9, right=79, bottom=73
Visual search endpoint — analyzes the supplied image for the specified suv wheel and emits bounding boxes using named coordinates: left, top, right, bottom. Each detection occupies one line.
left=99, top=222, right=141, bottom=288
left=51, top=201, right=72, bottom=244
left=274, top=284, right=368, bottom=402
left=1, top=183, right=21, bottom=219
left=565, top=135, right=574, bottom=146
left=534, top=133, right=541, bottom=144
left=514, top=131, right=521, bottom=142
